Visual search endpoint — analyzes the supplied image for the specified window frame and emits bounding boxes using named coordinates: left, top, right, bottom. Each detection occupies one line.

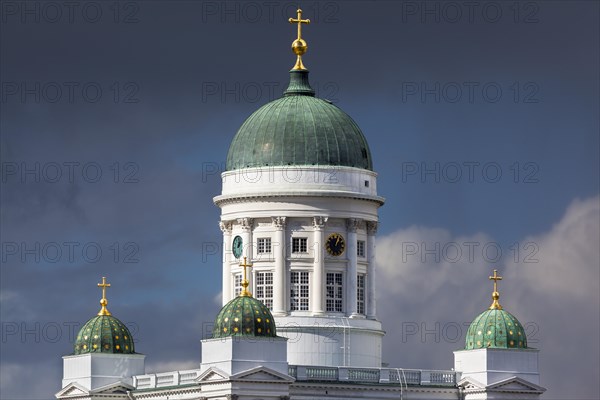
left=292, top=237, right=308, bottom=253
left=290, top=271, right=310, bottom=311
left=257, top=237, right=272, bottom=254
left=326, top=272, right=344, bottom=313
left=233, top=273, right=243, bottom=297
left=357, top=274, right=366, bottom=315
left=255, top=271, right=274, bottom=310
left=357, top=240, right=366, bottom=258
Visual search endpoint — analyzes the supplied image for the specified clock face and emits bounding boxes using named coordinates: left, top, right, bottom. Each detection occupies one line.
left=326, top=233, right=345, bottom=256
left=232, top=235, right=243, bottom=258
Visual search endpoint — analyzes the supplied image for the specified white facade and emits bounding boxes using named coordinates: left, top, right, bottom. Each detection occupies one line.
left=215, top=166, right=385, bottom=368
left=454, top=348, right=545, bottom=399
left=61, top=352, right=145, bottom=390
left=200, top=336, right=289, bottom=376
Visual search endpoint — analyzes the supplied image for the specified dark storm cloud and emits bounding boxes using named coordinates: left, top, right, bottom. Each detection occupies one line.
left=1, top=1, right=598, bottom=399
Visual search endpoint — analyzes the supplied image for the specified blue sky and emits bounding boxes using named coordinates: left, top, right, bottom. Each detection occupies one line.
left=1, top=1, right=598, bottom=399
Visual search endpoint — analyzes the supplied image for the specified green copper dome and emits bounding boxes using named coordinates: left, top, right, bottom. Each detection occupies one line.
left=74, top=314, right=135, bottom=355
left=226, top=70, right=373, bottom=171
left=465, top=270, right=527, bottom=350
left=213, top=295, right=277, bottom=338
left=465, top=308, right=527, bottom=350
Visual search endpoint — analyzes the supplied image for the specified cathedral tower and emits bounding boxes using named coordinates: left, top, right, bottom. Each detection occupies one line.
left=454, top=270, right=545, bottom=398
left=214, top=9, right=385, bottom=368
left=57, top=278, right=145, bottom=396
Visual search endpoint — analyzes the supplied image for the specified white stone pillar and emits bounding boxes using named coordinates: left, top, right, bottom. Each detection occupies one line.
left=366, top=221, right=378, bottom=319
left=238, top=218, right=253, bottom=292
left=312, top=216, right=327, bottom=315
left=347, top=219, right=360, bottom=317
left=220, top=221, right=233, bottom=306
left=272, top=216, right=287, bottom=315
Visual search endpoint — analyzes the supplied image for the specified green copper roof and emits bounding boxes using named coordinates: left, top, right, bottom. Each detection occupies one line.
left=226, top=70, right=373, bottom=171
left=74, top=315, right=135, bottom=355
left=213, top=295, right=277, bottom=338
left=465, top=308, right=527, bottom=350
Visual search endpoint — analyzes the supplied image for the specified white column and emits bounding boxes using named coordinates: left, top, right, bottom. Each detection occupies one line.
left=220, top=221, right=233, bottom=306
left=238, top=218, right=253, bottom=292
left=347, top=219, right=360, bottom=317
left=272, top=216, right=287, bottom=315
left=366, top=221, right=378, bottom=319
left=312, top=216, right=327, bottom=315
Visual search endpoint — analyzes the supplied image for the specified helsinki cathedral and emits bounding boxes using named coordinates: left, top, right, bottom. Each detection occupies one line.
left=56, top=9, right=546, bottom=400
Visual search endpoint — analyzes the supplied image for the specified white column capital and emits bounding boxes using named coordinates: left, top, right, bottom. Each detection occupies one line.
left=366, top=221, right=378, bottom=235
left=237, top=218, right=253, bottom=231
left=271, top=216, right=287, bottom=230
left=346, top=218, right=360, bottom=233
left=313, top=216, right=328, bottom=230
left=219, top=220, right=233, bottom=234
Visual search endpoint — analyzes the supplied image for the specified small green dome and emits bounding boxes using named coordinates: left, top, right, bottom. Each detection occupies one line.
left=226, top=70, right=373, bottom=171
left=465, top=308, right=527, bottom=350
left=213, top=295, right=277, bottom=338
left=74, top=314, right=135, bottom=355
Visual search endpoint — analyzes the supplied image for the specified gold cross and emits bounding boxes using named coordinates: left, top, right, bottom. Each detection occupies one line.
left=488, top=269, right=503, bottom=310
left=288, top=8, right=311, bottom=70
left=489, top=269, right=503, bottom=293
left=239, top=257, right=253, bottom=297
left=97, top=277, right=112, bottom=316
left=289, top=8, right=310, bottom=40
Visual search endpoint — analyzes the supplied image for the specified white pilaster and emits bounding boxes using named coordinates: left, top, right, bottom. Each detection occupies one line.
left=220, top=221, right=233, bottom=306
left=312, top=216, right=327, bottom=315
left=272, top=216, right=287, bottom=315
left=238, top=218, right=253, bottom=291
left=347, top=218, right=359, bottom=317
left=366, top=221, right=378, bottom=319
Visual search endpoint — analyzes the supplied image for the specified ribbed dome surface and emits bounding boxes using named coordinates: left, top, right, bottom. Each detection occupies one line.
left=213, top=296, right=276, bottom=338
left=226, top=70, right=373, bottom=171
left=465, top=308, right=527, bottom=350
left=74, top=315, right=135, bottom=355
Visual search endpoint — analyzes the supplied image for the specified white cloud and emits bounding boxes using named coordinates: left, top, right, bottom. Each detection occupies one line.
left=375, top=195, right=600, bottom=400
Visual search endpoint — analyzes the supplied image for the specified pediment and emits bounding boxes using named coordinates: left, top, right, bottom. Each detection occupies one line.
left=56, top=382, right=89, bottom=399
left=196, top=367, right=231, bottom=383
left=231, top=366, right=294, bottom=383
left=457, top=376, right=485, bottom=390
left=91, top=381, right=134, bottom=395
left=488, top=376, right=546, bottom=393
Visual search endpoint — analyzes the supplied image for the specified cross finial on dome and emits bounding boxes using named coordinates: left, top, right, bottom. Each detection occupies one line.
left=239, top=257, right=253, bottom=297
left=488, top=269, right=503, bottom=310
left=97, top=276, right=112, bottom=316
left=289, top=8, right=310, bottom=70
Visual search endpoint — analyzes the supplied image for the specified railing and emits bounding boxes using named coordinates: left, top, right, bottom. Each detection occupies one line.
left=305, top=366, right=338, bottom=381
left=291, top=365, right=457, bottom=387
left=430, top=371, right=456, bottom=385
left=288, top=365, right=297, bottom=377
left=347, top=368, right=380, bottom=383
left=134, top=366, right=457, bottom=389
left=135, top=377, right=151, bottom=389
left=389, top=369, right=421, bottom=385
left=133, top=370, right=201, bottom=389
